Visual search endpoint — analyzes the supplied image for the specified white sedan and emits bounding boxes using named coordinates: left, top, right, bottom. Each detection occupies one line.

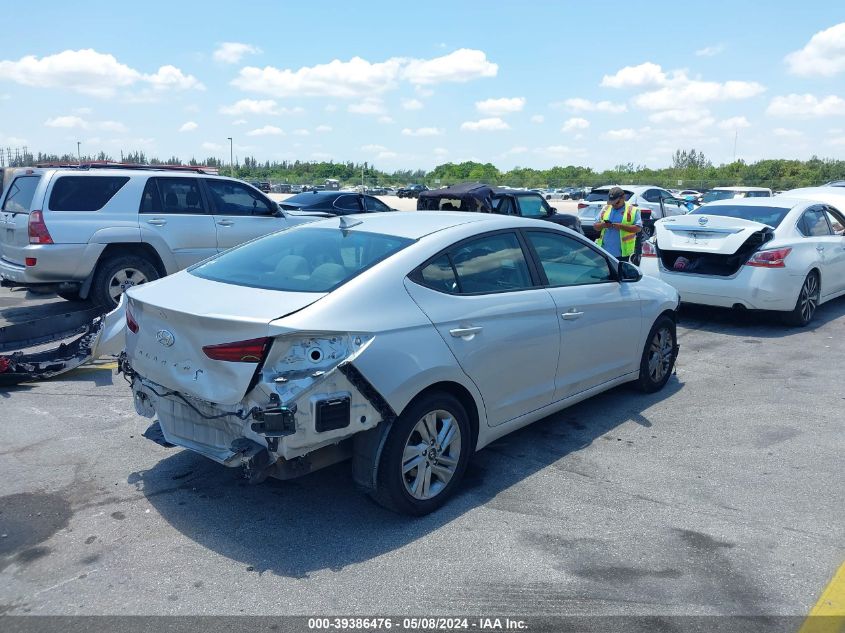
left=640, top=197, right=845, bottom=325
left=123, top=212, right=679, bottom=515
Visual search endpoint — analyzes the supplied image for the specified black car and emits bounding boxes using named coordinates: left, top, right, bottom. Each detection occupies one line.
left=278, top=191, right=395, bottom=215
left=417, top=183, right=582, bottom=234
left=397, top=184, right=429, bottom=198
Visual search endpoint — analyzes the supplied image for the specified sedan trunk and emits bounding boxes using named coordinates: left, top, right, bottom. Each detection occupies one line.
left=655, top=216, right=774, bottom=276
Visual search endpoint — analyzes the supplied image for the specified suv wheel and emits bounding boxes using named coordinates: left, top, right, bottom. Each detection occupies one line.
left=91, top=254, right=158, bottom=309
left=370, top=392, right=472, bottom=516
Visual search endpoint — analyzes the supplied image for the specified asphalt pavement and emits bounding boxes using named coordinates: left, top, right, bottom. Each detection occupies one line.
left=0, top=285, right=843, bottom=619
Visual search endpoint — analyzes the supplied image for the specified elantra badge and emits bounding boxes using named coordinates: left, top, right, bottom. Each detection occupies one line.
left=156, top=330, right=175, bottom=347
left=698, top=216, right=709, bottom=226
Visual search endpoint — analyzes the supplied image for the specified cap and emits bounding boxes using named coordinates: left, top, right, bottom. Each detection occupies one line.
left=608, top=187, right=625, bottom=200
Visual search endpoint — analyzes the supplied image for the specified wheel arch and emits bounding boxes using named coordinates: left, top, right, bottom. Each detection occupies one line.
left=96, top=243, right=167, bottom=278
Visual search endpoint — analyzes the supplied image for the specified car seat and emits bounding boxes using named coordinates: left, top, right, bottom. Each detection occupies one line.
left=310, top=263, right=347, bottom=288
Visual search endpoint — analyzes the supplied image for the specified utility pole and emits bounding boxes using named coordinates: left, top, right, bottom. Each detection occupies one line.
left=77, top=141, right=81, bottom=164
left=227, top=137, right=234, bottom=176
left=361, top=165, right=364, bottom=191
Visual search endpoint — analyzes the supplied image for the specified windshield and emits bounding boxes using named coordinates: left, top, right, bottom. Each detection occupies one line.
left=690, top=205, right=791, bottom=227
left=586, top=189, right=633, bottom=202
left=191, top=227, right=413, bottom=292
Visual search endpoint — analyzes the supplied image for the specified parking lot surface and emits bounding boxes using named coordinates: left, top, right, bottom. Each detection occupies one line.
left=0, top=285, right=843, bottom=617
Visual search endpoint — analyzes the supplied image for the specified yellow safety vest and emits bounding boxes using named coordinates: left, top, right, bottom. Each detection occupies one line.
left=595, top=202, right=638, bottom=258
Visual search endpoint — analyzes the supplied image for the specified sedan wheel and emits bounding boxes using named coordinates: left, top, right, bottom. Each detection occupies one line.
left=372, top=393, right=471, bottom=515
left=635, top=315, right=677, bottom=393
left=784, top=272, right=820, bottom=326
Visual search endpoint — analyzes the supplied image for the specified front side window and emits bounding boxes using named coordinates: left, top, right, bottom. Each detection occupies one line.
left=49, top=176, right=129, bottom=211
left=333, top=195, right=362, bottom=213
left=526, top=230, right=614, bottom=286
left=516, top=195, right=549, bottom=219
left=449, top=233, right=533, bottom=294
left=206, top=179, right=273, bottom=216
left=800, top=207, right=832, bottom=237
left=493, top=196, right=515, bottom=215
left=2, top=176, right=40, bottom=214
left=149, top=178, right=206, bottom=215
left=363, top=196, right=391, bottom=213
left=190, top=227, right=412, bottom=292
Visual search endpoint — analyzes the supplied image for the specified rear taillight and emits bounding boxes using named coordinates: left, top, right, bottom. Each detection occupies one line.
left=746, top=247, right=792, bottom=268
left=641, top=240, right=657, bottom=258
left=25, top=257, right=37, bottom=267
left=28, top=210, right=54, bottom=245
left=202, top=337, right=269, bottom=363
left=126, top=308, right=139, bottom=334
left=577, top=203, right=589, bottom=210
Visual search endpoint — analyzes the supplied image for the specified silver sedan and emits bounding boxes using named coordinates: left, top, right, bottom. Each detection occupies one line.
left=123, top=212, right=680, bottom=515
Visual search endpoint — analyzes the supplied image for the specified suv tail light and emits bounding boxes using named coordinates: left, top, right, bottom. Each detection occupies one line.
left=28, top=211, right=54, bottom=244
left=203, top=337, right=270, bottom=363
left=641, top=240, right=657, bottom=258
left=577, top=203, right=589, bottom=210
left=126, top=307, right=139, bottom=334
left=746, top=247, right=792, bottom=268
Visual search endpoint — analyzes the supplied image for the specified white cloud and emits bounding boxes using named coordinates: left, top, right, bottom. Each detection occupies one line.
left=246, top=125, right=284, bottom=136
left=561, top=117, right=590, bottom=132
left=361, top=144, right=388, bottom=152
left=503, top=146, right=528, bottom=156
left=179, top=121, right=198, bottom=132
left=648, top=108, right=710, bottom=123
left=292, top=128, right=310, bottom=136
left=324, top=104, right=338, bottom=112
left=433, top=147, right=449, bottom=156
left=718, top=116, right=751, bottom=130
left=773, top=127, right=803, bottom=138
left=785, top=22, right=845, bottom=76
left=696, top=44, right=725, bottom=57
left=315, top=124, right=332, bottom=133
left=232, top=119, right=247, bottom=125
left=201, top=142, right=222, bottom=151
left=219, top=99, right=303, bottom=116
left=401, top=127, right=442, bottom=136
left=562, top=98, right=627, bottom=114
left=402, top=98, right=423, bottom=110
left=0, top=134, right=27, bottom=145
left=402, top=48, right=497, bottom=85
left=74, top=107, right=92, bottom=115
left=632, top=76, right=765, bottom=110
left=530, top=115, right=544, bottom=124
left=144, top=65, right=204, bottom=91
left=534, top=145, right=587, bottom=158
left=213, top=42, right=261, bottom=64
left=475, top=97, right=525, bottom=116
left=601, top=62, right=667, bottom=88
left=44, top=115, right=127, bottom=133
left=376, top=151, right=398, bottom=160
left=460, top=117, right=510, bottom=131
left=415, top=86, right=435, bottom=97
left=378, top=115, right=394, bottom=124
left=766, top=94, right=845, bottom=117
left=602, top=128, right=642, bottom=141
left=348, top=97, right=385, bottom=115
left=0, top=49, right=202, bottom=98
left=184, top=104, right=200, bottom=113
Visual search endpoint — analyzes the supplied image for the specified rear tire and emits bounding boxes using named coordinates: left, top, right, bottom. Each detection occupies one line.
left=370, top=392, right=472, bottom=516
left=90, top=254, right=159, bottom=309
left=57, top=290, right=84, bottom=302
left=783, top=272, right=820, bottom=327
left=635, top=315, right=677, bottom=393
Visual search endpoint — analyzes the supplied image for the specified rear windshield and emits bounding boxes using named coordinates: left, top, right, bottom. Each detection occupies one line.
left=690, top=205, right=791, bottom=227
left=49, top=176, right=129, bottom=211
left=701, top=189, right=769, bottom=204
left=2, top=176, right=41, bottom=214
left=283, top=192, right=330, bottom=206
left=190, top=227, right=413, bottom=292
left=586, top=189, right=633, bottom=202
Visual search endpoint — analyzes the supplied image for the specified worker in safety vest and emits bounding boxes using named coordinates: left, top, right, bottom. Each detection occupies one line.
left=593, top=186, right=642, bottom=262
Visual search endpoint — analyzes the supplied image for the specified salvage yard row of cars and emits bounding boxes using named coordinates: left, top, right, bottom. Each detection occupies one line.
left=1, top=162, right=844, bottom=514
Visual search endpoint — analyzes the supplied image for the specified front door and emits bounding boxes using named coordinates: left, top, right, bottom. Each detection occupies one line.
left=405, top=231, right=560, bottom=426
left=522, top=229, right=643, bottom=399
left=203, top=179, right=288, bottom=251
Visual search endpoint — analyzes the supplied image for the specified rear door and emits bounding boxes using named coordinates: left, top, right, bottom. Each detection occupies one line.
left=823, top=206, right=845, bottom=294
left=139, top=177, right=218, bottom=270
left=0, top=174, right=43, bottom=267
left=800, top=205, right=845, bottom=296
left=523, top=229, right=642, bottom=398
left=405, top=231, right=560, bottom=426
left=203, top=178, right=287, bottom=251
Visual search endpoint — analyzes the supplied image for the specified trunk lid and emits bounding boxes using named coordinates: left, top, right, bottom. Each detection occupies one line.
left=655, top=215, right=770, bottom=255
left=125, top=271, right=325, bottom=404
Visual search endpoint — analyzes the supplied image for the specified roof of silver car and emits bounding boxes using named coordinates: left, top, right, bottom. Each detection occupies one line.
left=704, top=197, right=801, bottom=209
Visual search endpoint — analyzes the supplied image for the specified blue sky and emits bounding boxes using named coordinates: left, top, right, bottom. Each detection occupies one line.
left=1, top=0, right=843, bottom=171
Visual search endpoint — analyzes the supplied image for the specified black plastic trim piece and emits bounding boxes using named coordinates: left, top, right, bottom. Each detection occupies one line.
left=338, top=362, right=396, bottom=422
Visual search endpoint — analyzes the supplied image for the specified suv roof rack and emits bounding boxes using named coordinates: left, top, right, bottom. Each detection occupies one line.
left=32, top=161, right=220, bottom=175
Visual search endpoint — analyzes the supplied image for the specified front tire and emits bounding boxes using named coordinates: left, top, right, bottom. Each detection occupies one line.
left=370, top=392, right=472, bottom=516
left=635, top=315, right=677, bottom=393
left=90, top=254, right=159, bottom=309
left=783, top=272, right=820, bottom=327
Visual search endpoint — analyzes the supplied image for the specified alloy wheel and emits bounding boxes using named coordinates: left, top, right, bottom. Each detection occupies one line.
left=401, top=409, right=462, bottom=500
left=799, top=274, right=820, bottom=324
left=647, top=327, right=674, bottom=384
left=108, top=268, right=148, bottom=302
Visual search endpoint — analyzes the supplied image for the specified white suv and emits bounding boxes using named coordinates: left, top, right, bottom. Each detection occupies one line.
left=0, top=165, right=319, bottom=307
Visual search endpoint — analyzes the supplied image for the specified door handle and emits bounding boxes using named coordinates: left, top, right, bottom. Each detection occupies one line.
left=217, top=220, right=234, bottom=227
left=449, top=326, right=483, bottom=338
left=146, top=218, right=167, bottom=226
left=561, top=310, right=584, bottom=320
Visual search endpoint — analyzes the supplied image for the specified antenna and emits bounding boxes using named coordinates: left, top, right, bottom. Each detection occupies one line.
left=339, top=216, right=362, bottom=230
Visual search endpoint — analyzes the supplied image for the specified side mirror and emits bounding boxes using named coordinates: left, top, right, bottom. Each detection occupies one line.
left=550, top=207, right=558, bottom=213
left=619, top=261, right=642, bottom=282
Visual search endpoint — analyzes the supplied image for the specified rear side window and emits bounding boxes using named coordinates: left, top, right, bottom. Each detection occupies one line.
left=144, top=178, right=205, bottom=214
left=49, top=176, right=129, bottom=211
left=450, top=233, right=533, bottom=294
left=417, top=255, right=459, bottom=293
left=334, top=195, right=362, bottom=213
left=586, top=189, right=633, bottom=203
left=516, top=195, right=548, bottom=219
left=2, top=176, right=41, bottom=214
left=799, top=208, right=832, bottom=237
